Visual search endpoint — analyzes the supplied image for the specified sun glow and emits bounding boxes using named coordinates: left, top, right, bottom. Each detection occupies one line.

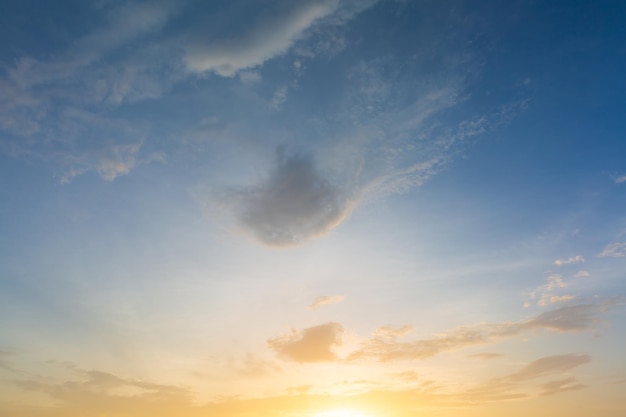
left=313, top=408, right=372, bottom=417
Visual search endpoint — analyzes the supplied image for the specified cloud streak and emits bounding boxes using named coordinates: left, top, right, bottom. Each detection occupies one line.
left=308, top=295, right=345, bottom=310
left=554, top=255, right=585, bottom=265
left=185, top=0, right=339, bottom=76
left=347, top=299, right=621, bottom=362
left=598, top=242, right=626, bottom=258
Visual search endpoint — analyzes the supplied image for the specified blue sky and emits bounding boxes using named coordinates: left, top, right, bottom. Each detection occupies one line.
left=1, top=1, right=625, bottom=416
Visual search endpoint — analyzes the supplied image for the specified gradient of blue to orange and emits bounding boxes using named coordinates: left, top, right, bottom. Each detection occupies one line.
left=1, top=1, right=625, bottom=416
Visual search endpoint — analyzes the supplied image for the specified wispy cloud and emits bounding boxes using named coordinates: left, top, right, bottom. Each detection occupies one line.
left=267, top=322, right=344, bottom=362
left=0, top=353, right=599, bottom=417
left=538, top=376, right=586, bottom=396
left=573, top=270, right=590, bottom=278
left=537, top=294, right=575, bottom=306
left=554, top=255, right=584, bottom=265
left=228, top=353, right=281, bottom=378
left=528, top=274, right=569, bottom=307
left=505, top=354, right=590, bottom=381
left=60, top=143, right=142, bottom=184
left=308, top=295, right=345, bottom=310
left=612, top=174, right=626, bottom=184
left=185, top=0, right=340, bottom=76
left=598, top=242, right=626, bottom=258
left=0, top=1, right=181, bottom=182
left=459, top=354, right=590, bottom=402
left=346, top=299, right=621, bottom=362
left=468, top=353, right=504, bottom=360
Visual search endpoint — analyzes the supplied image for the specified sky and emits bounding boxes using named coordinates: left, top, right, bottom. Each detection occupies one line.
left=1, top=0, right=626, bottom=416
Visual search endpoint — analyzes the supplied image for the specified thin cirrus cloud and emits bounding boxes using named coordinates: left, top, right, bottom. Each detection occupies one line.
left=223, top=150, right=353, bottom=246
left=59, top=143, right=142, bottom=184
left=504, top=354, right=591, bottom=382
left=573, top=270, right=590, bottom=278
left=538, top=376, right=587, bottom=396
left=468, top=353, right=504, bottom=360
left=612, top=174, right=626, bottom=184
left=0, top=1, right=181, bottom=184
left=308, top=295, right=345, bottom=310
left=460, top=354, right=591, bottom=402
left=185, top=0, right=340, bottom=76
left=598, top=241, right=626, bottom=258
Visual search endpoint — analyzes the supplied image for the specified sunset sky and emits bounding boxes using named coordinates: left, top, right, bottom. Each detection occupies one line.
left=1, top=1, right=626, bottom=416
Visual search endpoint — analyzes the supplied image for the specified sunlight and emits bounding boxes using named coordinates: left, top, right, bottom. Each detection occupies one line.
left=313, top=408, right=372, bottom=417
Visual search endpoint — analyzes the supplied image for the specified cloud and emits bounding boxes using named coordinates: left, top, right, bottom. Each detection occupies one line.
left=529, top=274, right=570, bottom=307
left=598, top=241, right=626, bottom=258
left=538, top=376, right=587, bottom=396
left=468, top=353, right=504, bottom=360
left=505, top=354, right=590, bottom=381
left=460, top=354, right=590, bottom=403
left=7, top=1, right=178, bottom=89
left=573, top=270, right=590, bottom=278
left=268, top=322, right=344, bottom=362
left=60, top=143, right=142, bottom=183
left=185, top=0, right=339, bottom=76
left=524, top=299, right=620, bottom=332
left=373, top=325, right=414, bottom=339
left=228, top=353, right=281, bottom=378
left=554, top=255, right=585, bottom=265
left=226, top=149, right=352, bottom=246
left=613, top=174, right=626, bottom=184
left=308, top=295, right=345, bottom=310
left=347, top=322, right=522, bottom=362
left=390, top=370, right=420, bottom=382
left=347, top=299, right=622, bottom=362
left=0, top=349, right=17, bottom=373
left=537, top=294, right=575, bottom=306
left=15, top=368, right=194, bottom=405
left=96, top=143, right=141, bottom=182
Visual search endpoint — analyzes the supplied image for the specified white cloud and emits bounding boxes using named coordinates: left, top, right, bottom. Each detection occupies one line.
left=573, top=270, right=590, bottom=278
left=185, top=0, right=339, bottom=76
left=554, top=255, right=585, bottom=265
left=598, top=242, right=626, bottom=258
left=308, top=295, right=345, bottom=310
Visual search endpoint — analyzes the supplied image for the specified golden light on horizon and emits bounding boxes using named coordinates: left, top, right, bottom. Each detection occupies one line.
left=313, top=408, right=374, bottom=417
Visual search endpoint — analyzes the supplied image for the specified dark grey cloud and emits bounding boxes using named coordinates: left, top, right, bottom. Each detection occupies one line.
left=230, top=149, right=351, bottom=246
